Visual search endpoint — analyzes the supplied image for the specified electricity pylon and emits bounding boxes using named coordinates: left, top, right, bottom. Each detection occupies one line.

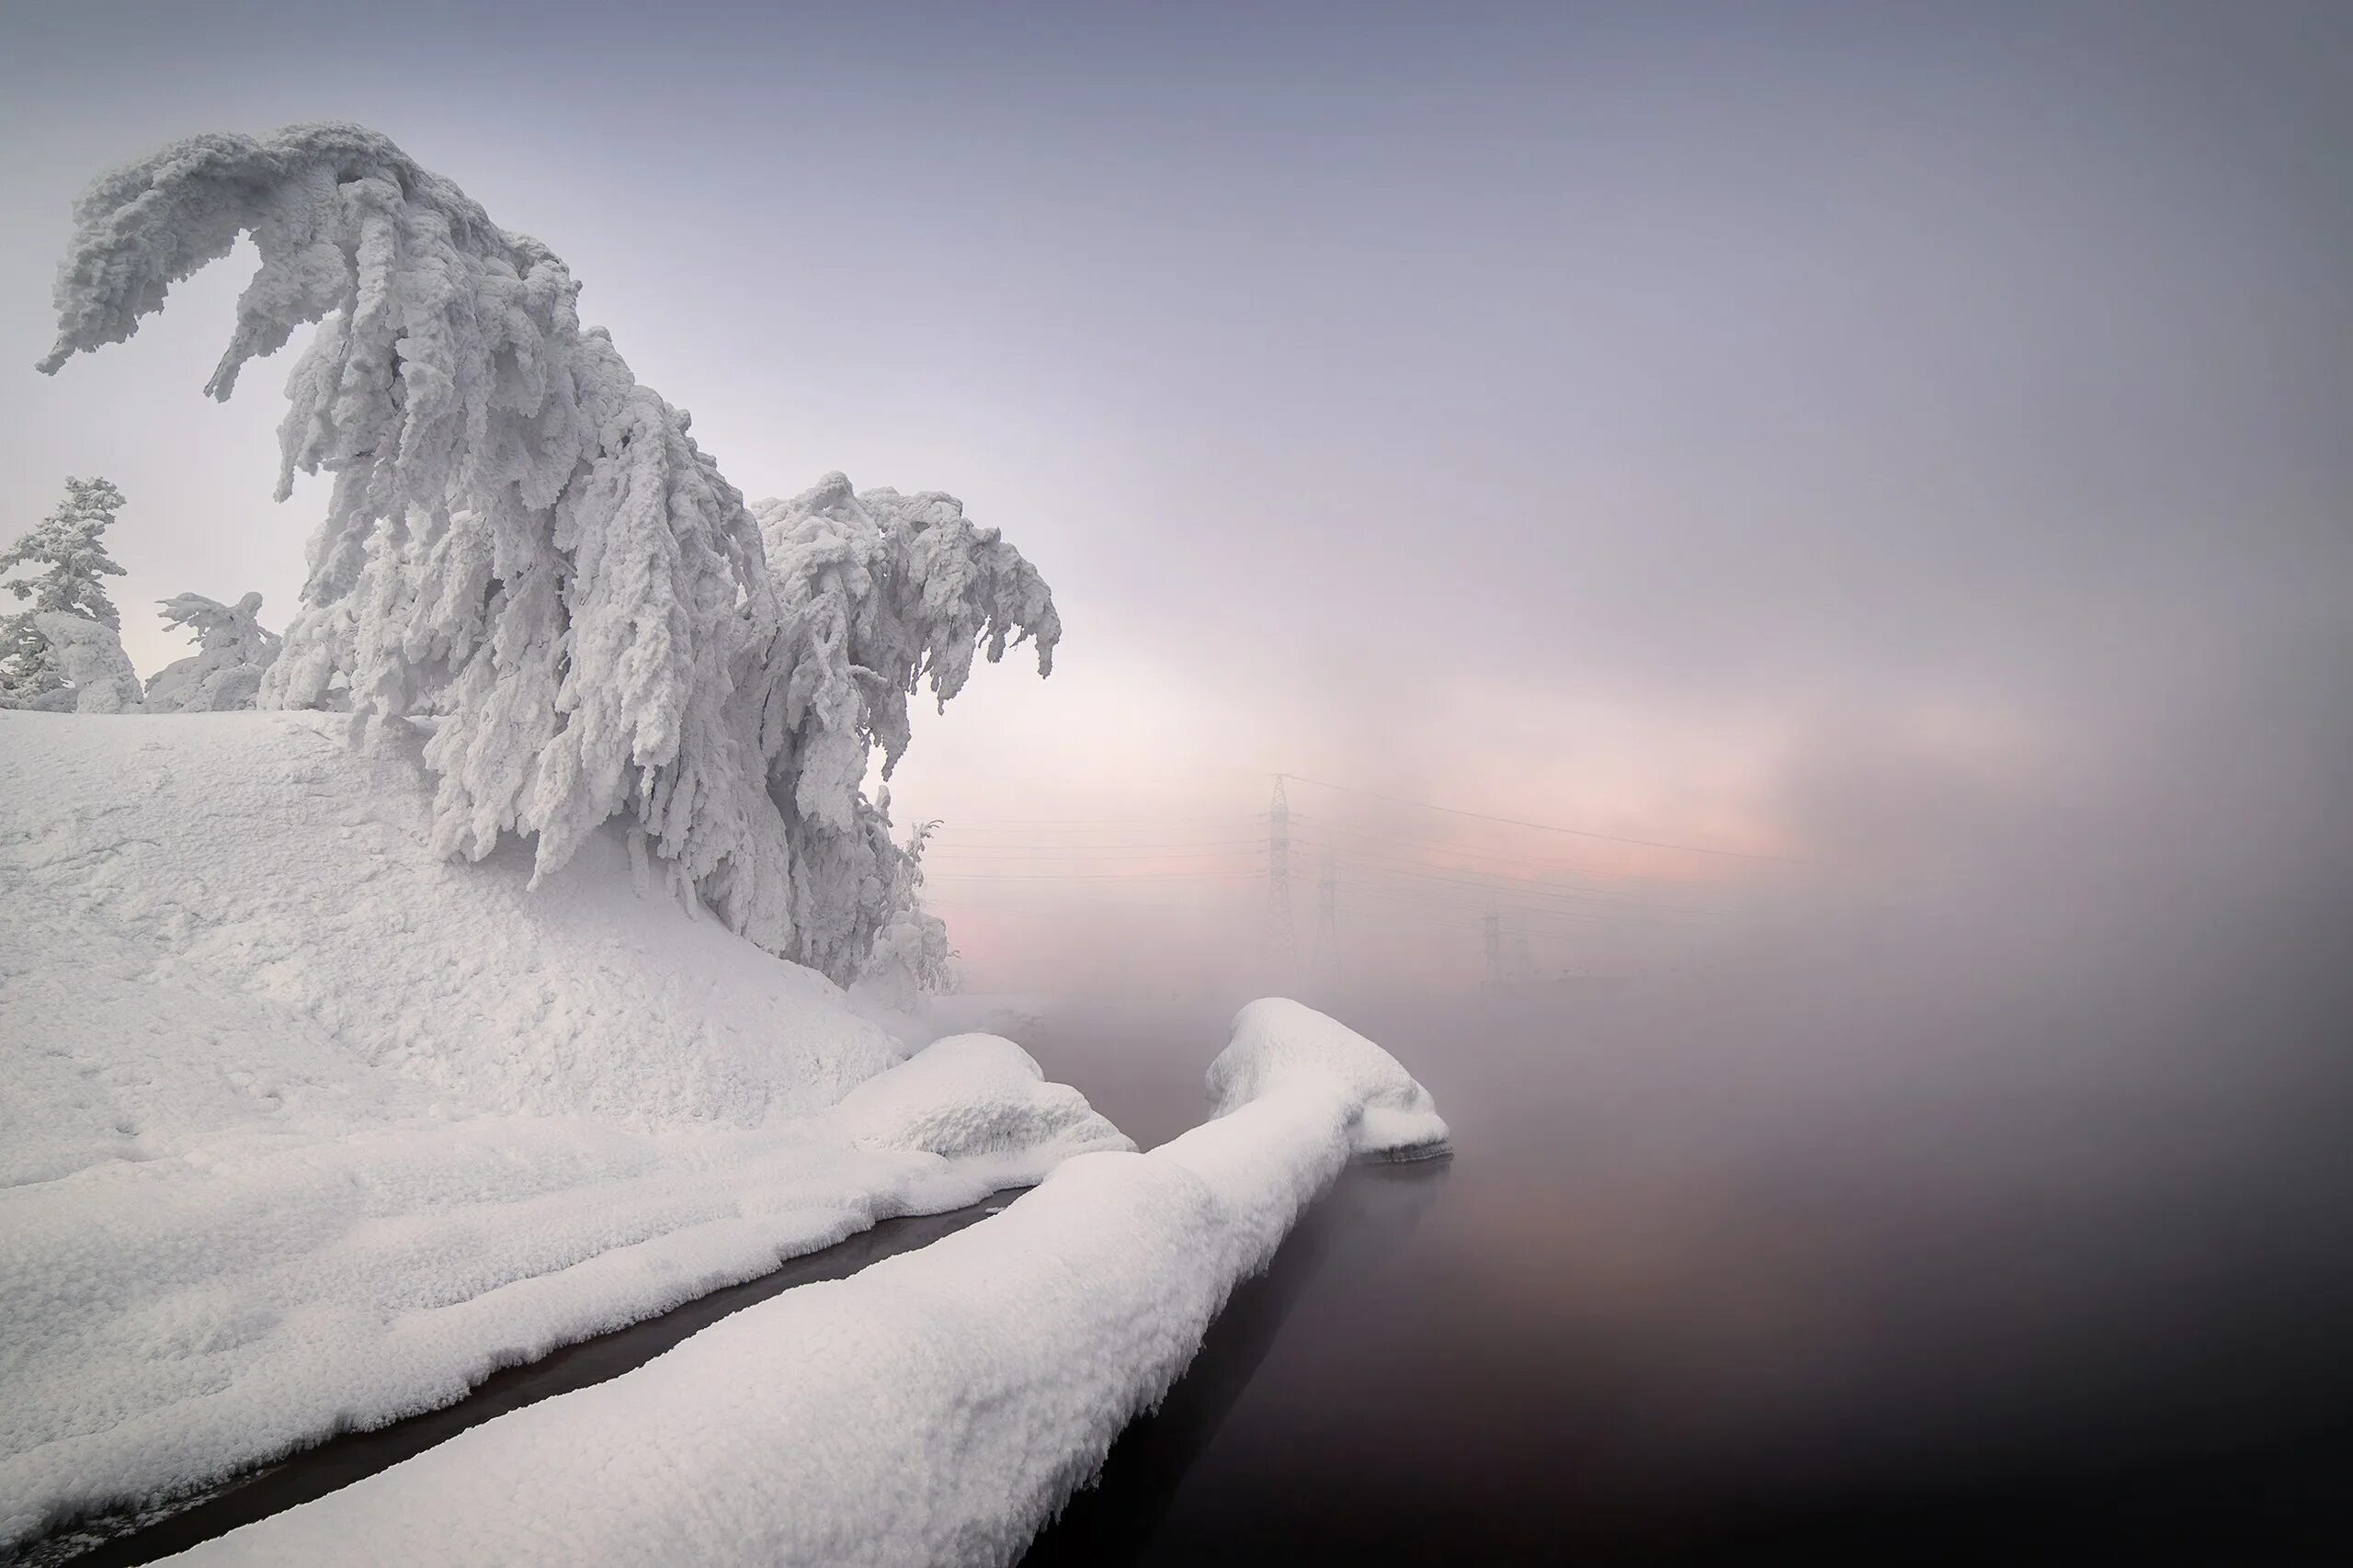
left=1313, top=846, right=1339, bottom=981
left=1266, top=776, right=1296, bottom=966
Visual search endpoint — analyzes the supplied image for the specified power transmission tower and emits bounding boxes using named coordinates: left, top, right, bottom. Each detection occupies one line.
left=1482, top=903, right=1502, bottom=986
left=1313, top=846, right=1339, bottom=980
left=1266, top=777, right=1296, bottom=966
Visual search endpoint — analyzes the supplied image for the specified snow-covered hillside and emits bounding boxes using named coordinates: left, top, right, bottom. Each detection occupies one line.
left=0, top=711, right=1130, bottom=1547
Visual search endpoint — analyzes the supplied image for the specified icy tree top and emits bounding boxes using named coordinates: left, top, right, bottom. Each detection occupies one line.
left=40, top=125, right=510, bottom=401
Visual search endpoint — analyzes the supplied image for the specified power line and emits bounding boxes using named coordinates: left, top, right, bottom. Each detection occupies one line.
left=930, top=814, right=1267, bottom=829
left=1310, top=856, right=1728, bottom=916
left=1291, top=836, right=1711, bottom=905
left=926, top=843, right=1279, bottom=857
left=1286, top=812, right=1698, bottom=881
left=1346, top=870, right=1712, bottom=923
left=926, top=869, right=1259, bottom=883
left=1277, top=773, right=1806, bottom=864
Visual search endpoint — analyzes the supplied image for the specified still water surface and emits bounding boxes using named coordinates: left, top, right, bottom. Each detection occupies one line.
left=1016, top=985, right=2353, bottom=1564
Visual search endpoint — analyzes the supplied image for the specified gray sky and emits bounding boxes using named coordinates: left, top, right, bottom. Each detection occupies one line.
left=4, top=1, right=2347, bottom=984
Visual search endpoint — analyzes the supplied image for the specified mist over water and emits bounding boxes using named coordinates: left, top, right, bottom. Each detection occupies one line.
left=1009, top=917, right=2352, bottom=1558
left=995, top=647, right=2353, bottom=1559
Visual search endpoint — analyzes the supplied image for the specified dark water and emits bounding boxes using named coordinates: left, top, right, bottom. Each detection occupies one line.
left=1015, top=983, right=2353, bottom=1565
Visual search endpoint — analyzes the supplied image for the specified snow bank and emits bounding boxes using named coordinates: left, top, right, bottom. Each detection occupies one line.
left=159, top=1002, right=1444, bottom=1566
left=826, top=1034, right=1128, bottom=1183
left=0, top=712, right=1127, bottom=1549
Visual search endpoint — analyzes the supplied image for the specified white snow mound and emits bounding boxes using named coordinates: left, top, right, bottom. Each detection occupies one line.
left=1211, top=996, right=1453, bottom=1160
left=828, top=1033, right=1132, bottom=1174
left=0, top=711, right=1127, bottom=1549
left=163, top=1001, right=1447, bottom=1567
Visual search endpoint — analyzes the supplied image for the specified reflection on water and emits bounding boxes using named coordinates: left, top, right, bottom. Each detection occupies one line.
left=1023, top=1162, right=1449, bottom=1566
left=1016, top=987, right=2353, bottom=1564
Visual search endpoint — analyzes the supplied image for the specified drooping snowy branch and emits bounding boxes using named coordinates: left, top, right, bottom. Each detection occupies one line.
left=38, top=127, right=1062, bottom=986
left=1, top=476, right=131, bottom=709
left=146, top=591, right=282, bottom=711
left=743, top=474, right=1060, bottom=980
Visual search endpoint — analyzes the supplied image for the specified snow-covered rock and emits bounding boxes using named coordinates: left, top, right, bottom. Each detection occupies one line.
left=152, top=1001, right=1446, bottom=1567
left=0, top=710, right=1126, bottom=1550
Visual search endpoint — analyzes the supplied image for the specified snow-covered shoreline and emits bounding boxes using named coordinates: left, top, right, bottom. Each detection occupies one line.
left=1, top=708, right=1448, bottom=1565
left=153, top=1004, right=1448, bottom=1566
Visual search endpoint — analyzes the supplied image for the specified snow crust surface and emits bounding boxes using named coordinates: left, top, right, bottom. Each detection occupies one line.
left=0, top=711, right=1126, bottom=1548
left=157, top=1002, right=1444, bottom=1566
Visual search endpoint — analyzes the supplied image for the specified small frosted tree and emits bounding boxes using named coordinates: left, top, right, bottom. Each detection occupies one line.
left=33, top=612, right=144, bottom=713
left=39, top=125, right=1059, bottom=984
left=146, top=591, right=282, bottom=711
left=1, top=476, right=131, bottom=709
left=855, top=816, right=958, bottom=1011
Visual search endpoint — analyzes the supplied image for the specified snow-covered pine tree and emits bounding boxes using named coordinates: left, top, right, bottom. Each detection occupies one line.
left=146, top=591, right=282, bottom=711
left=0, top=476, right=131, bottom=709
left=39, top=122, right=785, bottom=939
left=38, top=126, right=1061, bottom=984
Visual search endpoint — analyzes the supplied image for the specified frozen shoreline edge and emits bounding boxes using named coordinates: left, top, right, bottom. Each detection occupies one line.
left=156, top=1001, right=1449, bottom=1567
